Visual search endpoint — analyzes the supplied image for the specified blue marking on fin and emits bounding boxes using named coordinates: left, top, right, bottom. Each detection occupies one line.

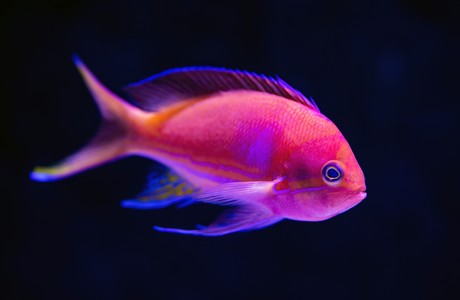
left=30, top=171, right=57, bottom=182
left=121, top=197, right=188, bottom=209
left=127, top=66, right=231, bottom=88
left=175, top=199, right=196, bottom=208
left=72, top=53, right=83, bottom=67
left=309, top=96, right=320, bottom=112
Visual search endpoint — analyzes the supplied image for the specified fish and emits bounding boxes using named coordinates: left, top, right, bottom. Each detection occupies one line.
left=30, top=55, right=367, bottom=236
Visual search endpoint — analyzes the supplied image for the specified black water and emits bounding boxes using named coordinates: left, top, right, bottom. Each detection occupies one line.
left=2, top=0, right=459, bottom=299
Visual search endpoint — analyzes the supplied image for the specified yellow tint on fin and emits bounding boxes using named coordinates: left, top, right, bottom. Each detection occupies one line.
left=30, top=125, right=126, bottom=182
left=30, top=55, right=145, bottom=182
left=121, top=170, right=197, bottom=209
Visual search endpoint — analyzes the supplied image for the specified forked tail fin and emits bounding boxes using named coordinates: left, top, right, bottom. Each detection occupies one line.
left=30, top=55, right=145, bottom=182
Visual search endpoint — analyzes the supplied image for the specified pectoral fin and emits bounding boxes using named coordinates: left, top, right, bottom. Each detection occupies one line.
left=154, top=205, right=282, bottom=236
left=194, top=178, right=283, bottom=205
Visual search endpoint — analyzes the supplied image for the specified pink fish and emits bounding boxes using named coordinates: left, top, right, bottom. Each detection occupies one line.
left=31, top=56, right=366, bottom=236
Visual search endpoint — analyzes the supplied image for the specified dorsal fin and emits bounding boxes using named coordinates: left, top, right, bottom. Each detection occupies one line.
left=123, top=67, right=320, bottom=112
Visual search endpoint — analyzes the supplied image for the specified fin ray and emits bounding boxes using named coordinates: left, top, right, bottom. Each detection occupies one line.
left=30, top=55, right=142, bottom=181
left=121, top=170, right=197, bottom=209
left=124, top=67, right=320, bottom=112
left=153, top=179, right=285, bottom=236
left=31, top=119, right=127, bottom=181
left=154, top=205, right=283, bottom=236
left=194, top=179, right=282, bottom=206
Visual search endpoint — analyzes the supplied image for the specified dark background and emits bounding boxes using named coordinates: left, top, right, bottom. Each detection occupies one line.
left=2, top=0, right=459, bottom=299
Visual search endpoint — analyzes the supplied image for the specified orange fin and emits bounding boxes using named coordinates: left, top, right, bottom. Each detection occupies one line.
left=30, top=55, right=143, bottom=182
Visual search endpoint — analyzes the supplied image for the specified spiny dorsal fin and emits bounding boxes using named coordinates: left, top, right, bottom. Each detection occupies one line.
left=124, top=67, right=320, bottom=112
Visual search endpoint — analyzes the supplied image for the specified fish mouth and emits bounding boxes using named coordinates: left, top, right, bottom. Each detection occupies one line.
left=294, top=188, right=367, bottom=221
left=333, top=189, right=367, bottom=216
left=352, top=189, right=367, bottom=204
left=357, top=190, right=367, bottom=201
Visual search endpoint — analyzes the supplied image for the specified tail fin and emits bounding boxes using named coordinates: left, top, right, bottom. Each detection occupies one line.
left=30, top=55, right=144, bottom=182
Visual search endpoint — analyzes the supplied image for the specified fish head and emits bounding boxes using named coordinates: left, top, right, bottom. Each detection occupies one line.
left=276, top=121, right=366, bottom=221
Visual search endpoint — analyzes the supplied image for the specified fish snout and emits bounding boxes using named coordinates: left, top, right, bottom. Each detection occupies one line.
left=357, top=191, right=367, bottom=202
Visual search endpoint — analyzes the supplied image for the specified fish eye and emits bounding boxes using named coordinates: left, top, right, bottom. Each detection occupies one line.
left=321, top=161, right=343, bottom=185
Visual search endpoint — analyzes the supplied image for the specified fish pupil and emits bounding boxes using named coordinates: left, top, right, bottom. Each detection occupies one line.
left=327, top=167, right=340, bottom=179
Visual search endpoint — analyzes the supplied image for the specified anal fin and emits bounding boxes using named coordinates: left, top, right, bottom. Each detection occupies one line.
left=154, top=205, right=282, bottom=236
left=153, top=179, right=285, bottom=236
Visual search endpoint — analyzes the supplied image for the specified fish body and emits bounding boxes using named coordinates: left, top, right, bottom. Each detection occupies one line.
left=31, top=56, right=366, bottom=236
